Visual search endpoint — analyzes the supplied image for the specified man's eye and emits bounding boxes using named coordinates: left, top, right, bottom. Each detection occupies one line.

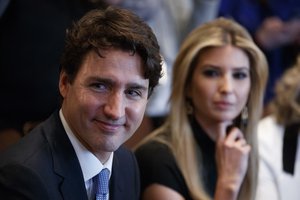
left=202, top=69, right=219, bottom=77
left=126, top=89, right=142, bottom=98
left=91, top=83, right=107, bottom=90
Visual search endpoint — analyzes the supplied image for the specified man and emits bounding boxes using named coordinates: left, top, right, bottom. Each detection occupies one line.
left=0, top=6, right=162, bottom=200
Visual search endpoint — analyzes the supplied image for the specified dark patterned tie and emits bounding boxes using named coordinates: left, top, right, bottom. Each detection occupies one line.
left=93, top=168, right=110, bottom=200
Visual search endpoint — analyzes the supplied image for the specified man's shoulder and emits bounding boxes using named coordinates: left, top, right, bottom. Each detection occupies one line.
left=114, top=146, right=136, bottom=162
left=0, top=129, right=47, bottom=164
left=0, top=111, right=62, bottom=168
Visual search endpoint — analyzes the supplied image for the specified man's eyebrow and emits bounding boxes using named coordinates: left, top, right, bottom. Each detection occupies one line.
left=88, top=76, right=148, bottom=90
left=87, top=76, right=113, bottom=84
left=127, top=83, right=148, bottom=91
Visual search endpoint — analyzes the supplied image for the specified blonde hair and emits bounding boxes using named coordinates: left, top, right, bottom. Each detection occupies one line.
left=135, top=18, right=268, bottom=200
left=271, top=55, right=300, bottom=125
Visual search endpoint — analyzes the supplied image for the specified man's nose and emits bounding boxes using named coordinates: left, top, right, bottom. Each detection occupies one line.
left=103, top=92, right=125, bottom=120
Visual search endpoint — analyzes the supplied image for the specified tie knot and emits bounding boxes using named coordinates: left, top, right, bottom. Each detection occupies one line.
left=94, top=168, right=110, bottom=200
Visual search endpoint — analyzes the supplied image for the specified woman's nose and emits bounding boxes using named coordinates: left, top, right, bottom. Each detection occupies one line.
left=219, top=75, right=233, bottom=93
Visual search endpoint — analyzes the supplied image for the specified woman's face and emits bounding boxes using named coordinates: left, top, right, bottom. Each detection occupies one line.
left=187, top=45, right=251, bottom=125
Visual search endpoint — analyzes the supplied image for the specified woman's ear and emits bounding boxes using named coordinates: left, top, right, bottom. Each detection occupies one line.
left=186, top=83, right=192, bottom=98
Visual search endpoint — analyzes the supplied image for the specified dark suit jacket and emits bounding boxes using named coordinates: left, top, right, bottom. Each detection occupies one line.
left=0, top=111, right=140, bottom=200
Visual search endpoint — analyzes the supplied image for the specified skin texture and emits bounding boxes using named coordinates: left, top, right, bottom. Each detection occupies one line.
left=144, top=45, right=251, bottom=200
left=59, top=49, right=149, bottom=163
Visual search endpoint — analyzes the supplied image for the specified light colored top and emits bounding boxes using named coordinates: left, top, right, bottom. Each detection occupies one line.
left=59, top=109, right=113, bottom=200
left=256, top=116, right=300, bottom=200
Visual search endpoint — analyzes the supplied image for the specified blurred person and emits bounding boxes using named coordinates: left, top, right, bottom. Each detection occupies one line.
left=256, top=55, right=300, bottom=200
left=134, top=18, right=268, bottom=200
left=218, top=0, right=300, bottom=110
left=0, top=6, right=162, bottom=200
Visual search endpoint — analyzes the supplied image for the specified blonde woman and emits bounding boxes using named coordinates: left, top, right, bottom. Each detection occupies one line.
left=256, top=56, right=300, bottom=200
left=134, top=17, right=268, bottom=200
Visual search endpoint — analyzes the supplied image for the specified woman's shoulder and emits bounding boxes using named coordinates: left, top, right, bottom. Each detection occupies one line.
left=258, top=115, right=283, bottom=142
left=135, top=140, right=174, bottom=164
left=135, top=140, right=189, bottom=197
left=257, top=115, right=284, bottom=158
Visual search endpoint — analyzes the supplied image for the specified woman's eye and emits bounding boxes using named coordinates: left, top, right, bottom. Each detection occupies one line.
left=233, top=71, right=249, bottom=79
left=202, top=69, right=219, bottom=77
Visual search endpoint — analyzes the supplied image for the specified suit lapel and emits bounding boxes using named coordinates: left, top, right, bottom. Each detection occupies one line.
left=43, top=112, right=88, bottom=200
left=110, top=152, right=125, bottom=200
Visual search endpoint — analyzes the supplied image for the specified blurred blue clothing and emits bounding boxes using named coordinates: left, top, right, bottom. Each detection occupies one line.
left=218, top=0, right=300, bottom=104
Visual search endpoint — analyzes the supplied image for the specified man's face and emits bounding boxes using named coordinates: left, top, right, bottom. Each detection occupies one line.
left=59, top=49, right=148, bottom=161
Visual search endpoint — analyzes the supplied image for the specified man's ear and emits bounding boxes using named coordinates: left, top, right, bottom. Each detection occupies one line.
left=59, top=71, right=69, bottom=98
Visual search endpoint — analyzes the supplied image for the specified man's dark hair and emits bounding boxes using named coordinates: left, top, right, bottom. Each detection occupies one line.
left=60, top=6, right=162, bottom=97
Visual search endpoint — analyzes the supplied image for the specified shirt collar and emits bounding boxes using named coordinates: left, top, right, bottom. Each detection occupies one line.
left=59, top=109, right=114, bottom=182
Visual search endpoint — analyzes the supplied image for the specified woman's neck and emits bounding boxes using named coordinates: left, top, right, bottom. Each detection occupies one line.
left=194, top=115, right=232, bottom=142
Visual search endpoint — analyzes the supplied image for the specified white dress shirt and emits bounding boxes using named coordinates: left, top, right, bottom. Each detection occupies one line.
left=59, top=109, right=113, bottom=200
